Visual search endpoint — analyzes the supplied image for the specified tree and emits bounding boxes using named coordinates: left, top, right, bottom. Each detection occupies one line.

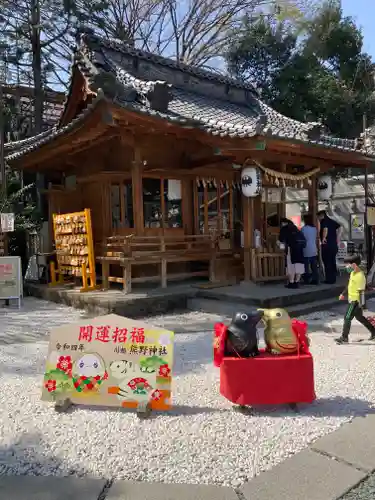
left=226, top=17, right=298, bottom=102
left=76, top=0, right=320, bottom=70
left=0, top=0, right=108, bottom=132
left=0, top=170, right=43, bottom=267
left=302, top=2, right=375, bottom=137
left=226, top=1, right=375, bottom=138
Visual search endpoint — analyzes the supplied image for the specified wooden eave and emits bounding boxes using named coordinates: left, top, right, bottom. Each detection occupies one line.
left=59, top=67, right=94, bottom=127
left=9, top=99, right=114, bottom=171
left=266, top=138, right=373, bottom=167
left=111, top=104, right=373, bottom=168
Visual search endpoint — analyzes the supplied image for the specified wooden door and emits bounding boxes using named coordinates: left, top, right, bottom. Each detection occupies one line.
left=110, top=181, right=135, bottom=236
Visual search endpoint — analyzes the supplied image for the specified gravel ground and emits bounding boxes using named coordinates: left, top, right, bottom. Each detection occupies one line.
left=0, top=297, right=375, bottom=487
left=340, top=475, right=375, bottom=500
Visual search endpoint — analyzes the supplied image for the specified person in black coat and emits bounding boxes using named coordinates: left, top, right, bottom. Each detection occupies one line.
left=317, top=210, right=341, bottom=284
left=279, top=218, right=306, bottom=289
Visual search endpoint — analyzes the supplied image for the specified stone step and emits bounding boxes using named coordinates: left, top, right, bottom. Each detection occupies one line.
left=187, top=296, right=342, bottom=318
left=196, top=282, right=346, bottom=309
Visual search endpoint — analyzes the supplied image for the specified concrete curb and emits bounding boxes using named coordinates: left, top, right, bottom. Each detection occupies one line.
left=240, top=414, right=375, bottom=500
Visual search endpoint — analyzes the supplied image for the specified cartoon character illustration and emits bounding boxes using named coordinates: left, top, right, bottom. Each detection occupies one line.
left=72, top=353, right=108, bottom=393
left=260, top=308, right=299, bottom=354
left=109, top=359, right=157, bottom=404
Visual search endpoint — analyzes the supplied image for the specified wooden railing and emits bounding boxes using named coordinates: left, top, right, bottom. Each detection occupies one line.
left=250, top=248, right=285, bottom=282
left=97, top=234, right=217, bottom=293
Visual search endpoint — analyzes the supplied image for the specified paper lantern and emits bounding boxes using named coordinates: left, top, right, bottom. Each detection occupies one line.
left=317, top=175, right=333, bottom=201
left=241, top=167, right=262, bottom=197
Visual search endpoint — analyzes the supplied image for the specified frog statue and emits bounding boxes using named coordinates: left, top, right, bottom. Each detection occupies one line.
left=259, top=308, right=309, bottom=355
left=225, top=310, right=263, bottom=358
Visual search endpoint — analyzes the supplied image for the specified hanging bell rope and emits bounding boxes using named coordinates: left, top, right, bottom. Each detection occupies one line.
left=245, top=159, right=320, bottom=183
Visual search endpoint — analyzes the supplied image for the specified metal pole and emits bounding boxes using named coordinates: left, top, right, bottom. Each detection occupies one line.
left=364, top=165, right=371, bottom=272
left=363, top=114, right=372, bottom=272
left=0, top=83, right=6, bottom=256
left=0, top=84, right=5, bottom=198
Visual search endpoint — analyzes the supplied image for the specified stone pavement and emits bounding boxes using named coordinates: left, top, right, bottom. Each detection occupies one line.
left=2, top=414, right=375, bottom=500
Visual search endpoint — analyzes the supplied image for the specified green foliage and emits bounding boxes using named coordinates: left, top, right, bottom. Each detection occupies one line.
left=227, top=1, right=375, bottom=139
left=1, top=170, right=42, bottom=228
left=0, top=170, right=43, bottom=268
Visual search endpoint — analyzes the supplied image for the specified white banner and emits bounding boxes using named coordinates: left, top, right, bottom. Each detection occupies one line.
left=0, top=213, right=15, bottom=232
left=0, top=256, right=22, bottom=307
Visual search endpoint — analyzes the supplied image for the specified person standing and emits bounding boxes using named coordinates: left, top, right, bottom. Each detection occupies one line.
left=279, top=218, right=305, bottom=289
left=335, top=255, right=375, bottom=344
left=317, top=210, right=341, bottom=284
left=301, top=213, right=319, bottom=285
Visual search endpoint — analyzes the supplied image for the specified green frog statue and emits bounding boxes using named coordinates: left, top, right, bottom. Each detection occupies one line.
left=259, top=308, right=300, bottom=354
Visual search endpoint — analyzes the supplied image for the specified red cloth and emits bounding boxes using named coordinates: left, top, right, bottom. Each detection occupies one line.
left=291, top=319, right=310, bottom=354
left=213, top=323, right=228, bottom=367
left=220, top=351, right=316, bottom=406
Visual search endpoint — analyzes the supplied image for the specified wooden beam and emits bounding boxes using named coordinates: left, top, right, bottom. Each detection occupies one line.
left=66, top=130, right=118, bottom=158
left=308, top=177, right=318, bottom=226
left=182, top=178, right=193, bottom=234
left=242, top=196, right=253, bottom=281
left=267, top=138, right=372, bottom=166
left=132, top=146, right=144, bottom=235
left=190, top=155, right=234, bottom=170
left=119, top=129, right=135, bottom=148
left=220, top=148, right=333, bottom=170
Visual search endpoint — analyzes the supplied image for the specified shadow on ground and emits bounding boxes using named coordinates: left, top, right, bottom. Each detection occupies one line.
left=63, top=395, right=375, bottom=421
left=247, top=396, right=375, bottom=419
left=0, top=432, right=88, bottom=477
left=0, top=300, right=90, bottom=346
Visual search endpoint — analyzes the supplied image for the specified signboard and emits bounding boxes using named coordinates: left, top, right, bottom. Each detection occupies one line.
left=255, top=140, right=266, bottom=151
left=337, top=241, right=348, bottom=260
left=41, top=314, right=174, bottom=412
left=0, top=256, right=22, bottom=307
left=0, top=213, right=14, bottom=232
left=351, top=213, right=365, bottom=240
left=367, top=206, right=375, bottom=226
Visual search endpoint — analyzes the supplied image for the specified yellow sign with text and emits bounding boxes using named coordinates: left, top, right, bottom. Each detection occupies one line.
left=41, top=314, right=173, bottom=412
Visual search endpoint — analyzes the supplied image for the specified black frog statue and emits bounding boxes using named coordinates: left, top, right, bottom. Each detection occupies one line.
left=225, top=311, right=263, bottom=358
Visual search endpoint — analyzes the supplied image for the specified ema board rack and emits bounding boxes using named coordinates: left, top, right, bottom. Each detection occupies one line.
left=51, top=209, right=97, bottom=292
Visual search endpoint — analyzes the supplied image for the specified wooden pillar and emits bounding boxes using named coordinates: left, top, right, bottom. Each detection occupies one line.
left=181, top=178, right=193, bottom=234
left=308, top=176, right=318, bottom=227
left=253, top=195, right=263, bottom=232
left=242, top=195, right=254, bottom=281
left=132, top=146, right=144, bottom=235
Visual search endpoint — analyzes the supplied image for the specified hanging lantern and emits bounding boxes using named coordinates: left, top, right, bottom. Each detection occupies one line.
left=317, top=175, right=333, bottom=201
left=241, top=167, right=262, bottom=197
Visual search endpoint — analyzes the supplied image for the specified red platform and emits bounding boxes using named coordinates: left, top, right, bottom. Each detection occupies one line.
left=220, top=351, right=316, bottom=406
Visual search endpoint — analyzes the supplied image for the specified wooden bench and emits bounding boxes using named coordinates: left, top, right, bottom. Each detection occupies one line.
left=97, top=234, right=217, bottom=293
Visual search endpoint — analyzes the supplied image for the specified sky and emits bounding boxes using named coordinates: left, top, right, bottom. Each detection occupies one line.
left=342, top=0, right=375, bottom=60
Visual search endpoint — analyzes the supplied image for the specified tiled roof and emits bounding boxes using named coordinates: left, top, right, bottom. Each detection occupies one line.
left=78, top=33, right=374, bottom=156
left=5, top=31, right=375, bottom=161
left=5, top=92, right=105, bottom=162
